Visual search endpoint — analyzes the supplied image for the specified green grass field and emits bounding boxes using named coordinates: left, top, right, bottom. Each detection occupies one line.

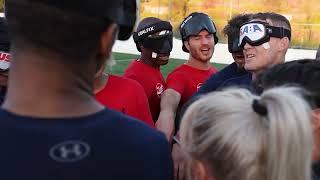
left=109, top=52, right=227, bottom=77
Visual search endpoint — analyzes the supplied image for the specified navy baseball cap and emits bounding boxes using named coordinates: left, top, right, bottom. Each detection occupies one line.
left=33, top=0, right=138, bottom=40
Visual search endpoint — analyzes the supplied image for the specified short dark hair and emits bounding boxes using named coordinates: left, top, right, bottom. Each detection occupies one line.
left=223, top=13, right=252, bottom=39
left=252, top=12, right=291, bottom=31
left=258, top=59, right=320, bottom=108
left=5, top=0, right=113, bottom=62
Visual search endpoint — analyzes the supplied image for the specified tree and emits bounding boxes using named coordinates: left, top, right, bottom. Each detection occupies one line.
left=0, top=0, right=4, bottom=12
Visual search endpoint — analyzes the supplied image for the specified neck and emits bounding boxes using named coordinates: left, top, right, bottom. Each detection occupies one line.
left=186, top=56, right=211, bottom=70
left=93, top=73, right=109, bottom=94
left=140, top=54, right=159, bottom=68
left=2, top=50, right=104, bottom=118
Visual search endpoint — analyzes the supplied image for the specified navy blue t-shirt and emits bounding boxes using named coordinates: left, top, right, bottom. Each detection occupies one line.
left=0, top=108, right=173, bottom=180
left=196, top=62, right=251, bottom=96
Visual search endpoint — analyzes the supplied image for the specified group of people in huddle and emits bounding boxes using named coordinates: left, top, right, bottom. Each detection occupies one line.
left=0, top=0, right=319, bottom=180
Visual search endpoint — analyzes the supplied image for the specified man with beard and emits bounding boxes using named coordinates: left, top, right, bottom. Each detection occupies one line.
left=196, top=13, right=252, bottom=95
left=156, top=12, right=218, bottom=141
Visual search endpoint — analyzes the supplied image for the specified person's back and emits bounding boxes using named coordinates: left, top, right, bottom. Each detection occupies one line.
left=0, top=108, right=171, bottom=179
left=180, top=87, right=313, bottom=180
left=2, top=0, right=173, bottom=179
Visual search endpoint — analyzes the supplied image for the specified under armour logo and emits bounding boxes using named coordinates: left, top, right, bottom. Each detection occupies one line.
left=49, top=140, right=91, bottom=163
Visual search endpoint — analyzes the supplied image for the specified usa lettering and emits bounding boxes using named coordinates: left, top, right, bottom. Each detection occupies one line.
left=0, top=52, right=10, bottom=62
left=240, top=24, right=263, bottom=35
left=138, top=26, right=155, bottom=36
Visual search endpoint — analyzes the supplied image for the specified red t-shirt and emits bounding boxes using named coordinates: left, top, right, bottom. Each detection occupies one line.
left=167, top=64, right=217, bottom=106
left=95, top=74, right=154, bottom=128
left=124, top=59, right=166, bottom=121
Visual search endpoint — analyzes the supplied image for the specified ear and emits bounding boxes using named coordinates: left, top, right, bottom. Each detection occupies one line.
left=94, top=63, right=106, bottom=79
left=98, top=23, right=118, bottom=60
left=312, top=108, right=320, bottom=132
left=184, top=41, right=191, bottom=51
left=278, top=37, right=289, bottom=51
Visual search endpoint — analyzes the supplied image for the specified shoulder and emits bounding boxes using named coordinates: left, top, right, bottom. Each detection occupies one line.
left=168, top=64, right=188, bottom=74
left=110, top=75, right=142, bottom=88
left=167, top=64, right=189, bottom=78
left=209, top=66, right=218, bottom=73
left=220, top=73, right=252, bottom=88
left=124, top=59, right=141, bottom=73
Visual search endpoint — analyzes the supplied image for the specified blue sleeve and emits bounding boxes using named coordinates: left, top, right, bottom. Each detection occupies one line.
left=196, top=72, right=224, bottom=96
left=196, top=63, right=238, bottom=96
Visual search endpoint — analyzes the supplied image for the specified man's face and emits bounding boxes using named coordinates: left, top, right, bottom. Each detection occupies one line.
left=155, top=53, right=170, bottom=66
left=185, top=30, right=215, bottom=62
left=141, top=47, right=170, bottom=66
left=242, top=19, right=285, bottom=74
left=243, top=37, right=280, bottom=73
left=142, top=30, right=171, bottom=66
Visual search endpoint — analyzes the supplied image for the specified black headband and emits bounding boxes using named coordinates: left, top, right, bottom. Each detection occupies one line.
left=133, top=21, right=172, bottom=43
left=267, top=25, right=291, bottom=40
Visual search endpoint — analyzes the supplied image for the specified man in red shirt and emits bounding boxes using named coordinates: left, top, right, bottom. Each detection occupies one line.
left=157, top=12, right=218, bottom=141
left=94, top=65, right=154, bottom=127
left=124, top=17, right=173, bottom=121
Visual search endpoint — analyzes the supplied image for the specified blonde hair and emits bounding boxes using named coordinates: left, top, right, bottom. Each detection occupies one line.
left=180, top=87, right=312, bottom=180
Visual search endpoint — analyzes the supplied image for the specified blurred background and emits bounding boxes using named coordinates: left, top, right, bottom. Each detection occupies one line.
left=140, top=0, right=320, bottom=49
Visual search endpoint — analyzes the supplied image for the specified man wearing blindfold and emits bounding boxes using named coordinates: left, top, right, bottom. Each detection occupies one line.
left=124, top=17, right=173, bottom=122
left=156, top=12, right=218, bottom=141
left=240, top=12, right=291, bottom=81
left=200, top=12, right=291, bottom=94
left=0, top=17, right=10, bottom=104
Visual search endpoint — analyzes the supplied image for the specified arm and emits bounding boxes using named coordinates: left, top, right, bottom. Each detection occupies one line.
left=156, top=88, right=181, bottom=141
